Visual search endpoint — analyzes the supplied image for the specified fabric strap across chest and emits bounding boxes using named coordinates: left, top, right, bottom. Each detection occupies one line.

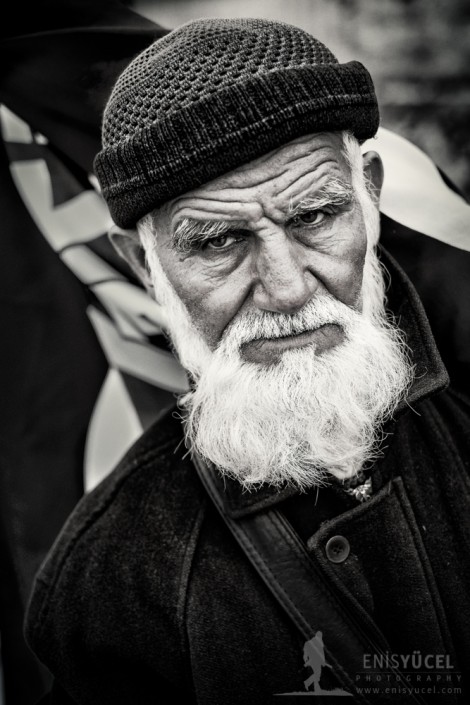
left=193, top=454, right=426, bottom=705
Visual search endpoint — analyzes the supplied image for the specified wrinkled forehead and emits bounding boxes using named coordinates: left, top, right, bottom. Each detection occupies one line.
left=156, top=131, right=352, bottom=227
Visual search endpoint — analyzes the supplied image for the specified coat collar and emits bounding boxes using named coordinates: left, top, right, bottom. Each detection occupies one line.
left=208, top=247, right=449, bottom=519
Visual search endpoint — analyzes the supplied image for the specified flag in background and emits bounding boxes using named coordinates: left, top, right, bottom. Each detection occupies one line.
left=1, top=2, right=470, bottom=704
left=0, top=3, right=171, bottom=702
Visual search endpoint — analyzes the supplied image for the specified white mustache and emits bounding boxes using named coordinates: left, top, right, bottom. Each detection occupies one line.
left=219, top=293, right=356, bottom=349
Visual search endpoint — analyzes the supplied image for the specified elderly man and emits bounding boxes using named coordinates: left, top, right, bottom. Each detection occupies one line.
left=25, top=18, right=469, bottom=705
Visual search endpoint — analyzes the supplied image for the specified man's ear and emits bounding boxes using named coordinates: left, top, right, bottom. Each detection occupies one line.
left=108, top=225, right=153, bottom=292
left=362, top=151, right=384, bottom=206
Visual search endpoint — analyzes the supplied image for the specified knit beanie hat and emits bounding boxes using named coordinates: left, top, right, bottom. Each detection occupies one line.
left=94, top=17, right=379, bottom=229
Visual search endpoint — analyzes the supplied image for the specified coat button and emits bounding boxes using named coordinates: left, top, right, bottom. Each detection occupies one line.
left=325, top=535, right=350, bottom=563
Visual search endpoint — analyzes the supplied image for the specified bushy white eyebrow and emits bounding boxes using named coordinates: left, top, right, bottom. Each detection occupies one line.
left=288, top=178, right=354, bottom=218
left=172, top=217, right=246, bottom=252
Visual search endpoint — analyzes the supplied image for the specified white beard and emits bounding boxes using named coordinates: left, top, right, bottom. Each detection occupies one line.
left=138, top=157, right=414, bottom=490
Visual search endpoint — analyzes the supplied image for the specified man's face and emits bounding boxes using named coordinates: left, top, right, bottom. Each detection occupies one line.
left=151, top=132, right=367, bottom=364
left=135, top=132, right=412, bottom=488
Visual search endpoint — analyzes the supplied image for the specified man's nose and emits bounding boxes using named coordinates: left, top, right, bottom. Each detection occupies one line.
left=252, top=233, right=319, bottom=314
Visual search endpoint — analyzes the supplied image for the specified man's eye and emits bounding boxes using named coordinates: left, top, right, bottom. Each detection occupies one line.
left=205, top=233, right=238, bottom=250
left=292, top=210, right=326, bottom=226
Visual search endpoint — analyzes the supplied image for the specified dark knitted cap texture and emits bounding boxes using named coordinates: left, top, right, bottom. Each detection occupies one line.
left=94, top=17, right=380, bottom=228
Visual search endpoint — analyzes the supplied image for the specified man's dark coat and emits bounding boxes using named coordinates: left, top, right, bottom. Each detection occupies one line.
left=24, top=253, right=470, bottom=704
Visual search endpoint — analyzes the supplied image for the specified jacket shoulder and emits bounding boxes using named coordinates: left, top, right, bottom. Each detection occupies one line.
left=25, top=408, right=206, bottom=696
left=426, top=386, right=470, bottom=467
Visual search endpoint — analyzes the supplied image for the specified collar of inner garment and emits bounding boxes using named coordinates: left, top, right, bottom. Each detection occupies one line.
left=329, top=467, right=373, bottom=503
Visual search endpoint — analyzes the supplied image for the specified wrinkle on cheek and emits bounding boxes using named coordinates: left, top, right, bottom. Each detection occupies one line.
left=318, top=234, right=366, bottom=308
left=161, top=251, right=253, bottom=349
left=339, top=254, right=366, bottom=308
